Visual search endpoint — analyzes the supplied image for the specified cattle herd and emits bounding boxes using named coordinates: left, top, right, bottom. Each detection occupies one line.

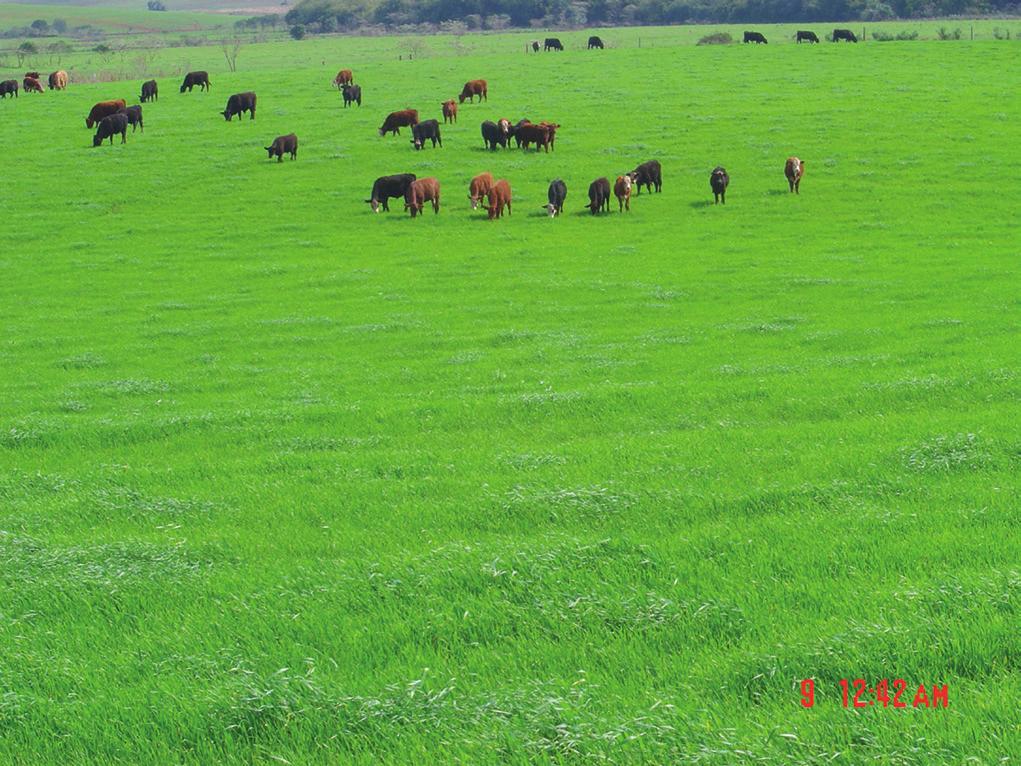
left=3, top=38, right=814, bottom=218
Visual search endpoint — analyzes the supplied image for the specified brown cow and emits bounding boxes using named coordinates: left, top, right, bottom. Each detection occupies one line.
left=334, top=69, right=353, bottom=87
left=23, top=77, right=44, bottom=93
left=458, top=79, right=487, bottom=104
left=515, top=122, right=553, bottom=153
left=784, top=157, right=804, bottom=194
left=405, top=178, right=440, bottom=218
left=614, top=175, right=632, bottom=212
left=538, top=121, right=561, bottom=151
left=379, top=109, right=419, bottom=136
left=468, top=172, right=494, bottom=210
left=442, top=100, right=458, bottom=124
left=24, top=71, right=40, bottom=79
left=48, top=70, right=68, bottom=90
left=487, top=179, right=512, bottom=220
left=86, top=99, right=126, bottom=128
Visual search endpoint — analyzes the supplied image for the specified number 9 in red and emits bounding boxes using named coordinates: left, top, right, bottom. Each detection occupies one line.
left=800, top=679, right=815, bottom=708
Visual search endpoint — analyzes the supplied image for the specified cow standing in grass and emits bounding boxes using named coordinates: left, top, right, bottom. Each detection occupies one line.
left=614, top=175, right=632, bottom=212
left=141, top=80, right=158, bottom=102
left=469, top=172, right=495, bottom=210
left=545, top=179, right=567, bottom=217
left=411, top=119, right=442, bottom=150
left=120, top=105, right=144, bottom=132
left=586, top=177, right=611, bottom=214
left=459, top=80, right=487, bottom=104
left=405, top=178, right=440, bottom=218
left=366, top=173, right=416, bottom=213
left=93, top=113, right=129, bottom=146
left=487, top=179, right=512, bottom=220
left=48, top=70, right=68, bottom=90
left=784, top=157, right=804, bottom=193
left=588, top=36, right=604, bottom=49
left=442, top=100, right=457, bottom=123
left=833, top=28, right=858, bottom=42
left=180, top=71, right=210, bottom=92
left=629, top=160, right=662, bottom=194
left=334, top=69, right=353, bottom=87
left=0, top=80, right=17, bottom=98
left=797, top=30, right=819, bottom=43
left=710, top=166, right=730, bottom=204
left=86, top=99, right=126, bottom=128
left=266, top=133, right=298, bottom=162
left=23, top=77, right=43, bottom=93
left=743, top=31, right=767, bottom=43
left=222, top=92, right=256, bottom=121
left=379, top=109, right=418, bottom=136
left=341, top=84, right=362, bottom=107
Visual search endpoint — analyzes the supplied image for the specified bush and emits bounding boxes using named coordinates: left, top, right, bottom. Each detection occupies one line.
left=871, top=29, right=919, bottom=41
left=697, top=31, right=732, bottom=45
left=937, top=26, right=962, bottom=40
left=289, top=24, right=305, bottom=39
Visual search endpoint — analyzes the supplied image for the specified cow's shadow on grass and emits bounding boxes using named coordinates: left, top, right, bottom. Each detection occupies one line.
left=688, top=200, right=713, bottom=209
left=766, top=189, right=789, bottom=196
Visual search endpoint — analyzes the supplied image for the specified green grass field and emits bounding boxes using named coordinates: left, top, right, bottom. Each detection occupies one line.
left=1, top=27, right=1019, bottom=764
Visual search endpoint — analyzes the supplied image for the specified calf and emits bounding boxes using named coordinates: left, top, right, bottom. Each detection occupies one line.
left=544, top=38, right=564, bottom=51
left=486, top=179, right=512, bottom=220
left=141, top=79, right=158, bottom=102
left=0, top=80, right=17, bottom=99
left=334, top=69, right=353, bottom=87
left=545, top=179, right=567, bottom=217
left=614, top=175, right=632, bottom=212
left=586, top=177, right=611, bottom=215
left=23, top=77, right=43, bottom=93
left=743, top=31, right=768, bottom=44
left=341, top=83, right=362, bottom=107
left=410, top=119, right=442, bottom=150
left=588, top=36, right=604, bottom=49
left=379, top=109, right=418, bottom=136
left=223, top=92, right=256, bottom=121
left=119, top=104, right=144, bottom=132
left=796, top=30, right=819, bottom=43
left=459, top=79, right=487, bottom=104
left=180, top=71, right=210, bottom=92
left=469, top=172, right=495, bottom=210
left=93, top=113, right=129, bottom=146
left=710, top=166, right=729, bottom=204
left=784, top=156, right=804, bottom=193
left=266, top=133, right=298, bottom=162
left=405, top=177, right=440, bottom=218
left=366, top=173, right=416, bottom=213
left=833, top=28, right=858, bottom=42
left=442, top=99, right=457, bottom=123
left=481, top=120, right=507, bottom=150
left=86, top=99, right=126, bottom=128
left=48, top=70, right=68, bottom=90
left=629, top=159, right=662, bottom=194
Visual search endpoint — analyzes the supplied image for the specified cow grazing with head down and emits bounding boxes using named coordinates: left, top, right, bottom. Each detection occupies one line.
left=481, top=120, right=508, bottom=150
left=531, top=40, right=540, bottom=52
left=710, top=166, right=730, bottom=204
left=405, top=178, right=440, bottom=218
left=797, top=30, right=819, bottom=43
left=486, top=179, right=512, bottom=220
left=266, top=133, right=298, bottom=162
left=180, top=71, right=210, bottom=92
left=119, top=104, right=144, bottom=132
left=86, top=100, right=125, bottom=128
left=341, top=84, right=362, bottom=107
left=833, top=28, right=858, bottom=42
left=0, top=80, right=18, bottom=99
left=586, top=178, right=611, bottom=215
left=459, top=79, right=487, bottom=104
left=614, top=175, right=632, bottom=212
left=743, top=31, right=768, bottom=43
left=442, top=99, right=457, bottom=123
left=223, top=92, right=256, bottom=121
left=93, top=113, right=129, bottom=147
left=48, top=71, right=68, bottom=90
left=141, top=80, right=158, bottom=102
left=23, top=77, right=43, bottom=93
left=588, top=36, right=604, bottom=49
left=366, top=173, right=416, bottom=213
left=411, top=119, right=442, bottom=150
left=544, top=37, right=564, bottom=51
left=629, top=160, right=662, bottom=194
left=334, top=69, right=353, bottom=87
left=469, top=172, right=495, bottom=210
left=545, top=179, right=567, bottom=217
left=379, top=109, right=419, bottom=136
left=784, top=157, right=804, bottom=193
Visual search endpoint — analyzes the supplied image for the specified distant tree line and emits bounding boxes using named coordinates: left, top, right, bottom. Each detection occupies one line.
left=282, top=0, right=1021, bottom=32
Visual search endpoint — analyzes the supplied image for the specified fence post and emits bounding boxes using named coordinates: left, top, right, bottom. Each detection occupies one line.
left=970, top=25, right=974, bottom=40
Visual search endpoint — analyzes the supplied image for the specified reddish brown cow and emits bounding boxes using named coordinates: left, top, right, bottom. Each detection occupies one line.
left=48, top=70, right=68, bottom=90
left=538, top=121, right=561, bottom=150
left=86, top=99, right=127, bottom=128
left=486, top=179, right=512, bottom=220
left=784, top=157, right=805, bottom=194
left=442, top=100, right=458, bottom=123
left=468, top=172, right=495, bottom=210
left=334, top=69, right=353, bottom=87
left=614, top=175, right=632, bottom=212
left=515, top=123, right=554, bottom=153
left=23, top=77, right=44, bottom=93
left=405, top=178, right=441, bottom=218
left=379, top=109, right=419, bottom=136
left=458, top=79, right=487, bottom=104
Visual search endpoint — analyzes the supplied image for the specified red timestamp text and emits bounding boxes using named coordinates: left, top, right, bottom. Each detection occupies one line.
left=799, top=679, right=949, bottom=709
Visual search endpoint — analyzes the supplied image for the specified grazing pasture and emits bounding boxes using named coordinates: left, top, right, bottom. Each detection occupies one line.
left=0, top=29, right=1019, bottom=765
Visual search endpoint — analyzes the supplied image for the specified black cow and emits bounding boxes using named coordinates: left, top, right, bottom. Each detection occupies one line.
left=545, top=179, right=567, bottom=217
left=410, top=119, right=441, bottom=150
left=0, top=79, right=17, bottom=99
left=629, top=160, right=662, bottom=195
left=531, top=40, right=540, bottom=52
left=743, top=31, right=767, bottom=44
left=266, top=133, right=298, bottom=162
left=588, top=36, right=604, bottom=49
left=544, top=37, right=564, bottom=51
left=223, top=92, right=256, bottom=121
left=341, top=83, right=361, bottom=107
left=586, top=177, right=610, bottom=215
left=180, top=71, right=210, bottom=92
left=93, top=113, right=129, bottom=147
left=481, top=120, right=508, bottom=150
left=119, top=104, right=144, bottom=132
left=365, top=173, right=417, bottom=213
left=796, top=30, right=819, bottom=43
left=710, top=166, right=729, bottom=204
left=833, top=28, right=858, bottom=42
left=141, top=80, right=158, bottom=102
